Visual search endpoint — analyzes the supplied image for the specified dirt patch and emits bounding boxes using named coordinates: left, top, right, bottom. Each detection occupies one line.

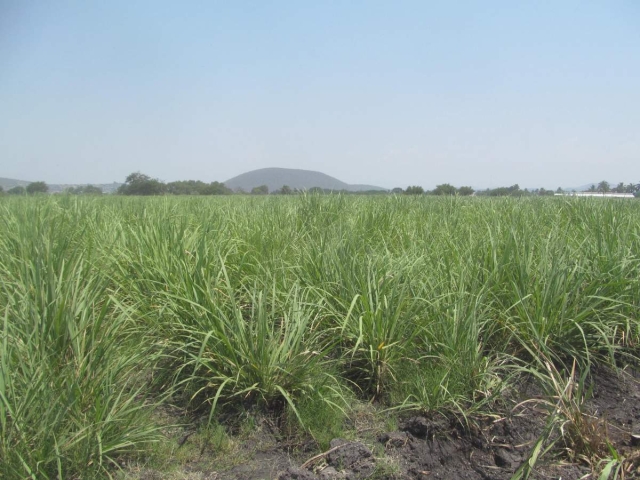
left=275, top=368, right=639, bottom=480
left=124, top=367, right=640, bottom=480
left=274, top=407, right=590, bottom=479
left=588, top=366, right=640, bottom=453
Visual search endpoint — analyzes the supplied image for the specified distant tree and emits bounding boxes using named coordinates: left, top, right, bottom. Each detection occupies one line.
left=556, top=187, right=564, bottom=194
left=391, top=187, right=404, bottom=194
left=476, top=184, right=524, bottom=197
left=508, top=184, right=523, bottom=195
left=537, top=188, right=554, bottom=196
left=164, top=180, right=229, bottom=195
left=356, top=189, right=388, bottom=195
left=26, top=181, right=48, bottom=194
left=166, top=180, right=201, bottom=195
left=458, top=186, right=475, bottom=196
left=486, top=187, right=508, bottom=196
left=251, top=185, right=269, bottom=195
left=118, top=172, right=165, bottom=195
left=0, top=185, right=3, bottom=194
left=272, top=185, right=293, bottom=195
left=66, top=185, right=103, bottom=195
left=83, top=185, right=103, bottom=195
left=404, top=185, right=424, bottom=195
left=7, top=186, right=26, bottom=195
left=613, top=182, right=625, bottom=193
left=201, top=181, right=232, bottom=195
left=587, top=184, right=597, bottom=192
left=597, top=181, right=610, bottom=194
left=432, top=184, right=457, bottom=196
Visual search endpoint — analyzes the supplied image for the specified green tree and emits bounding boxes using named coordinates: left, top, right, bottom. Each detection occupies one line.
left=251, top=185, right=269, bottom=195
left=201, top=181, right=232, bottom=195
left=432, top=184, right=457, bottom=196
left=7, top=186, right=25, bottom=195
left=613, top=182, right=625, bottom=193
left=476, top=184, right=524, bottom=197
left=66, top=185, right=103, bottom=195
left=272, top=185, right=292, bottom=195
left=597, top=181, right=610, bottom=194
left=458, top=186, right=475, bottom=196
left=166, top=180, right=201, bottom=195
left=118, top=172, right=165, bottom=196
left=391, top=187, right=404, bottom=194
left=404, top=185, right=424, bottom=195
left=26, top=182, right=48, bottom=194
left=83, top=185, right=103, bottom=195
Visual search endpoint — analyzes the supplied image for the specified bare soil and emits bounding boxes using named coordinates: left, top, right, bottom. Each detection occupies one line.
left=125, top=366, right=640, bottom=480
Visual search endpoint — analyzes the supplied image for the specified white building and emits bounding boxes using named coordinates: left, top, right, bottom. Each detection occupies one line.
left=555, top=192, right=636, bottom=198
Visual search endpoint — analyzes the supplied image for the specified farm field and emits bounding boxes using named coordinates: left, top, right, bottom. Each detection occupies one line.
left=1, top=195, right=639, bottom=479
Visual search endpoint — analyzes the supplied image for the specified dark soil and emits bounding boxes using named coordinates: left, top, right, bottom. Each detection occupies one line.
left=126, top=367, right=640, bottom=480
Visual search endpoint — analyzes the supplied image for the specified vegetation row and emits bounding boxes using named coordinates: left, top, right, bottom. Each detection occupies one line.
left=0, top=194, right=639, bottom=478
left=3, top=173, right=639, bottom=197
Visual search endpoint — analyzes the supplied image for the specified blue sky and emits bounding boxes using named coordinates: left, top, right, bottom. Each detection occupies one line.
left=1, top=1, right=639, bottom=188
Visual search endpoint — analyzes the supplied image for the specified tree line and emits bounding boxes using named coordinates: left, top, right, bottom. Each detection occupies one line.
left=1, top=182, right=106, bottom=195
left=400, top=181, right=640, bottom=197
left=1, top=182, right=50, bottom=195
left=116, top=172, right=383, bottom=196
left=582, top=181, right=638, bottom=194
left=116, top=172, right=233, bottom=195
left=399, top=184, right=475, bottom=196
left=2, top=175, right=639, bottom=197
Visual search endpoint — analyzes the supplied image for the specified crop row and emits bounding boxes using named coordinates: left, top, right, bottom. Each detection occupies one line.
left=1, top=195, right=638, bottom=478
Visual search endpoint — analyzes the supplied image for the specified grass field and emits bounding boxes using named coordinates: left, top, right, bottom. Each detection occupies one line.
left=1, top=195, right=639, bottom=479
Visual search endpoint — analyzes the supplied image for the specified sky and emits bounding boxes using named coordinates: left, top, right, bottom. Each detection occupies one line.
left=1, top=1, right=639, bottom=189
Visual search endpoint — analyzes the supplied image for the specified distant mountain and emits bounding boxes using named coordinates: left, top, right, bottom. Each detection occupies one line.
left=0, top=177, right=122, bottom=193
left=224, top=168, right=386, bottom=192
left=0, top=177, right=30, bottom=190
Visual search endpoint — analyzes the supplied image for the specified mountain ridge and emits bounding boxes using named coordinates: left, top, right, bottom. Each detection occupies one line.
left=0, top=177, right=122, bottom=193
left=0, top=177, right=31, bottom=189
left=224, top=167, right=386, bottom=192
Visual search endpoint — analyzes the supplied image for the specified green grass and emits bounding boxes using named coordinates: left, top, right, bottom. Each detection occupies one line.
left=1, top=194, right=639, bottom=478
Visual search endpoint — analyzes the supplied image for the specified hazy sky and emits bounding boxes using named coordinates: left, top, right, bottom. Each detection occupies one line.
left=1, top=1, right=639, bottom=189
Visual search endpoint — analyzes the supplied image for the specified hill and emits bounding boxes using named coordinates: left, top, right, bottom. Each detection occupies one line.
left=0, top=177, right=31, bottom=190
left=224, top=168, right=386, bottom=192
left=0, top=177, right=122, bottom=193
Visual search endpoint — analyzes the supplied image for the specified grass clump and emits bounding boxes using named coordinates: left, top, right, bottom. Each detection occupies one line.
left=1, top=194, right=639, bottom=477
left=0, top=205, right=160, bottom=479
left=141, top=268, right=346, bottom=428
